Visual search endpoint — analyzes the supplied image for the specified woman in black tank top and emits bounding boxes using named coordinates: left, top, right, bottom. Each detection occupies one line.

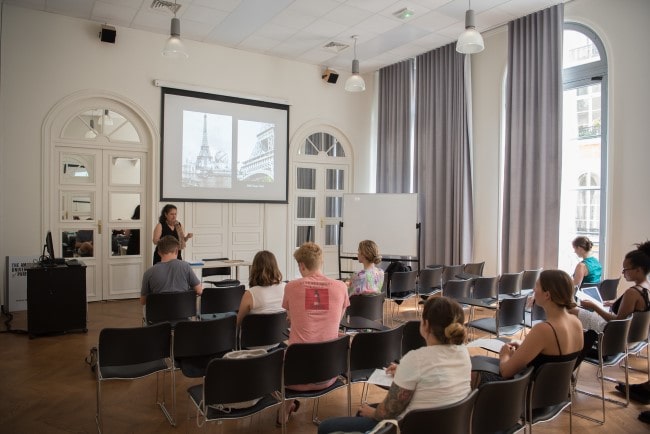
left=474, top=270, right=583, bottom=386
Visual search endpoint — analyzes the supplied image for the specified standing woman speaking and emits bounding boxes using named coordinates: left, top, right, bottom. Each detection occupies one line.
left=152, top=204, right=193, bottom=265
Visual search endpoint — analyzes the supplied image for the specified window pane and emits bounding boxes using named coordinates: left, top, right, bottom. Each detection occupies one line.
left=62, top=229, right=94, bottom=258
left=110, top=193, right=140, bottom=221
left=325, top=224, right=339, bottom=246
left=326, top=169, right=344, bottom=190
left=61, top=154, right=94, bottom=184
left=296, top=197, right=315, bottom=218
left=563, top=30, right=600, bottom=68
left=296, top=167, right=316, bottom=189
left=296, top=226, right=315, bottom=247
left=111, top=228, right=140, bottom=256
left=60, top=192, right=94, bottom=221
left=325, top=196, right=342, bottom=218
left=111, top=156, right=141, bottom=184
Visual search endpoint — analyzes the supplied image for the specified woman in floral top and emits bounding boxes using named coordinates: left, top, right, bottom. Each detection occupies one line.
left=348, top=240, right=384, bottom=296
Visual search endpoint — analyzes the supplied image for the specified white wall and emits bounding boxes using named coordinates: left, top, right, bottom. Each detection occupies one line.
left=0, top=6, right=375, bottom=302
left=472, top=0, right=650, bottom=281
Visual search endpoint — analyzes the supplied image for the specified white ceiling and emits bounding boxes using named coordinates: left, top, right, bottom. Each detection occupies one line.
left=5, top=0, right=567, bottom=73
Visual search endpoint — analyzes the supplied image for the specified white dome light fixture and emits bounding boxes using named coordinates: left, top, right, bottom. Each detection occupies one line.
left=157, top=0, right=188, bottom=59
left=345, top=36, right=366, bottom=92
left=456, top=1, right=484, bottom=54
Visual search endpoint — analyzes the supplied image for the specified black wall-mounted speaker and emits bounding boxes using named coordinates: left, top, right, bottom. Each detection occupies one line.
left=322, top=68, right=339, bottom=84
left=99, top=25, right=117, bottom=44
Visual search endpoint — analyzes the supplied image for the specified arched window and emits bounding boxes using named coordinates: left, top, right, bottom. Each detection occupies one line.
left=558, top=23, right=608, bottom=269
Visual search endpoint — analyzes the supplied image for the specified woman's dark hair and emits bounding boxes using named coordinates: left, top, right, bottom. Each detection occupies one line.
left=572, top=236, right=593, bottom=252
left=131, top=205, right=140, bottom=220
left=158, top=204, right=177, bottom=224
left=421, top=296, right=466, bottom=345
left=249, top=250, right=283, bottom=287
left=538, top=269, right=577, bottom=309
left=625, top=241, right=650, bottom=274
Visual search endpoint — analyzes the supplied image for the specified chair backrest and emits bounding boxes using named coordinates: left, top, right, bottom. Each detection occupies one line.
left=497, top=296, right=527, bottom=328
left=283, top=335, right=350, bottom=387
left=347, top=293, right=385, bottom=322
left=200, top=285, right=245, bottom=315
left=598, top=277, right=620, bottom=301
left=98, top=322, right=171, bottom=368
left=472, top=366, right=533, bottom=434
left=203, top=348, right=284, bottom=407
left=349, top=325, right=404, bottom=372
left=472, top=276, right=498, bottom=299
left=530, top=301, right=547, bottom=323
left=201, top=257, right=231, bottom=279
left=174, top=316, right=237, bottom=360
left=442, top=265, right=465, bottom=285
left=464, top=261, right=485, bottom=276
left=145, top=291, right=197, bottom=325
left=498, top=272, right=524, bottom=295
left=599, top=317, right=632, bottom=358
left=528, top=359, right=575, bottom=413
left=388, top=270, right=418, bottom=297
left=239, top=311, right=289, bottom=349
left=418, top=267, right=443, bottom=293
left=443, top=279, right=472, bottom=300
left=400, top=389, right=478, bottom=434
left=521, top=269, right=542, bottom=291
left=401, top=320, right=426, bottom=356
left=628, top=310, right=650, bottom=344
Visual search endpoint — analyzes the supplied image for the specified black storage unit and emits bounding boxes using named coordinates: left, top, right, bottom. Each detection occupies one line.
left=27, top=265, right=87, bottom=338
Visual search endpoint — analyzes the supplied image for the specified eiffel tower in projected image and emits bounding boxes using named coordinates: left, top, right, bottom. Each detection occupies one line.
left=183, top=114, right=231, bottom=188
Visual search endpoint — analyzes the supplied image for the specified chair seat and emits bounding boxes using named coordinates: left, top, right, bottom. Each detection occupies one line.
left=188, top=384, right=281, bottom=420
left=468, top=318, right=524, bottom=337
left=350, top=368, right=375, bottom=383
left=583, top=352, right=627, bottom=367
left=284, top=378, right=347, bottom=399
left=175, top=353, right=230, bottom=378
left=99, top=359, right=169, bottom=379
left=628, top=341, right=648, bottom=354
left=530, top=401, right=571, bottom=425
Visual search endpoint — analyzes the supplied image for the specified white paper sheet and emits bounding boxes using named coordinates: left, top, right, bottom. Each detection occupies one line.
left=367, top=368, right=394, bottom=388
left=467, top=338, right=507, bottom=353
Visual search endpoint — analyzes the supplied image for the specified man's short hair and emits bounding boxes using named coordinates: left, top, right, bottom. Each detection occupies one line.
left=293, top=242, right=322, bottom=271
left=157, top=235, right=180, bottom=255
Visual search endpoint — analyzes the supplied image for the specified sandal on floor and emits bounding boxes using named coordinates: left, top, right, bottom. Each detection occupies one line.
left=639, top=411, right=650, bottom=424
left=614, top=383, right=650, bottom=404
left=275, top=400, right=301, bottom=427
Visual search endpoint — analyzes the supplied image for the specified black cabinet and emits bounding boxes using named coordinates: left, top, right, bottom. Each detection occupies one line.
left=27, top=265, right=87, bottom=338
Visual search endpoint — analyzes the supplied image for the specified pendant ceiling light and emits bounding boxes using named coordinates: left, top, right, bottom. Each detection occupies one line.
left=345, top=36, right=365, bottom=93
left=456, top=0, right=484, bottom=54
left=158, top=0, right=188, bottom=59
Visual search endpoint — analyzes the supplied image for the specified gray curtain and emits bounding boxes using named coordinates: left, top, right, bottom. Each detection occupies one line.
left=415, top=43, right=473, bottom=267
left=502, top=5, right=564, bottom=272
left=377, top=59, right=414, bottom=193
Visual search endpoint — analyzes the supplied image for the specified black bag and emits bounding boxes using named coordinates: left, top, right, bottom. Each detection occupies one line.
left=384, top=261, right=412, bottom=298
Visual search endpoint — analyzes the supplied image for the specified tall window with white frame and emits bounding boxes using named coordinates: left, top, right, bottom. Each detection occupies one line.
left=558, top=23, right=608, bottom=273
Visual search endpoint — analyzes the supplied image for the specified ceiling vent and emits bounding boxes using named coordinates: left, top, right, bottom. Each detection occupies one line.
left=151, top=0, right=181, bottom=15
left=323, top=41, right=349, bottom=53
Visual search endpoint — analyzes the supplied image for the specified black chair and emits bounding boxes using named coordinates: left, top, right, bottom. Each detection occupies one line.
left=201, top=257, right=232, bottom=284
left=417, top=267, right=443, bottom=300
left=144, top=291, right=197, bottom=326
left=346, top=293, right=385, bottom=323
left=442, top=264, right=465, bottom=287
left=527, top=359, right=577, bottom=433
left=199, top=284, right=245, bottom=320
left=472, top=366, right=533, bottom=434
left=443, top=279, right=472, bottom=301
left=283, top=335, right=351, bottom=424
left=239, top=311, right=289, bottom=350
left=498, top=272, right=524, bottom=297
left=401, top=320, right=426, bottom=356
left=467, top=295, right=527, bottom=339
left=400, top=389, right=478, bottom=434
left=173, top=316, right=237, bottom=378
left=598, top=278, right=620, bottom=301
left=385, top=270, right=418, bottom=321
left=468, top=276, right=499, bottom=324
left=625, top=310, right=650, bottom=378
left=521, top=268, right=542, bottom=296
left=187, top=347, right=284, bottom=429
left=524, top=301, right=547, bottom=328
left=349, top=325, right=404, bottom=406
left=96, top=322, right=175, bottom=433
left=575, top=317, right=632, bottom=424
left=464, top=261, right=485, bottom=277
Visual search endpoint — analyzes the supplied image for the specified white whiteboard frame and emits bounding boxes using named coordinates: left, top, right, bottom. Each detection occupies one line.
left=341, top=193, right=419, bottom=257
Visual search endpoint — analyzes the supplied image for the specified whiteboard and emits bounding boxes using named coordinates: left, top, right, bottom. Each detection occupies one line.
left=342, top=193, right=418, bottom=257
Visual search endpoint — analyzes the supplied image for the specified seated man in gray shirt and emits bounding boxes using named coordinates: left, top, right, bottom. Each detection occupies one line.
left=140, top=235, right=203, bottom=306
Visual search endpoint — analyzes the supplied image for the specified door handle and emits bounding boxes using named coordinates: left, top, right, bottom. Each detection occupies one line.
left=98, top=219, right=102, bottom=235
